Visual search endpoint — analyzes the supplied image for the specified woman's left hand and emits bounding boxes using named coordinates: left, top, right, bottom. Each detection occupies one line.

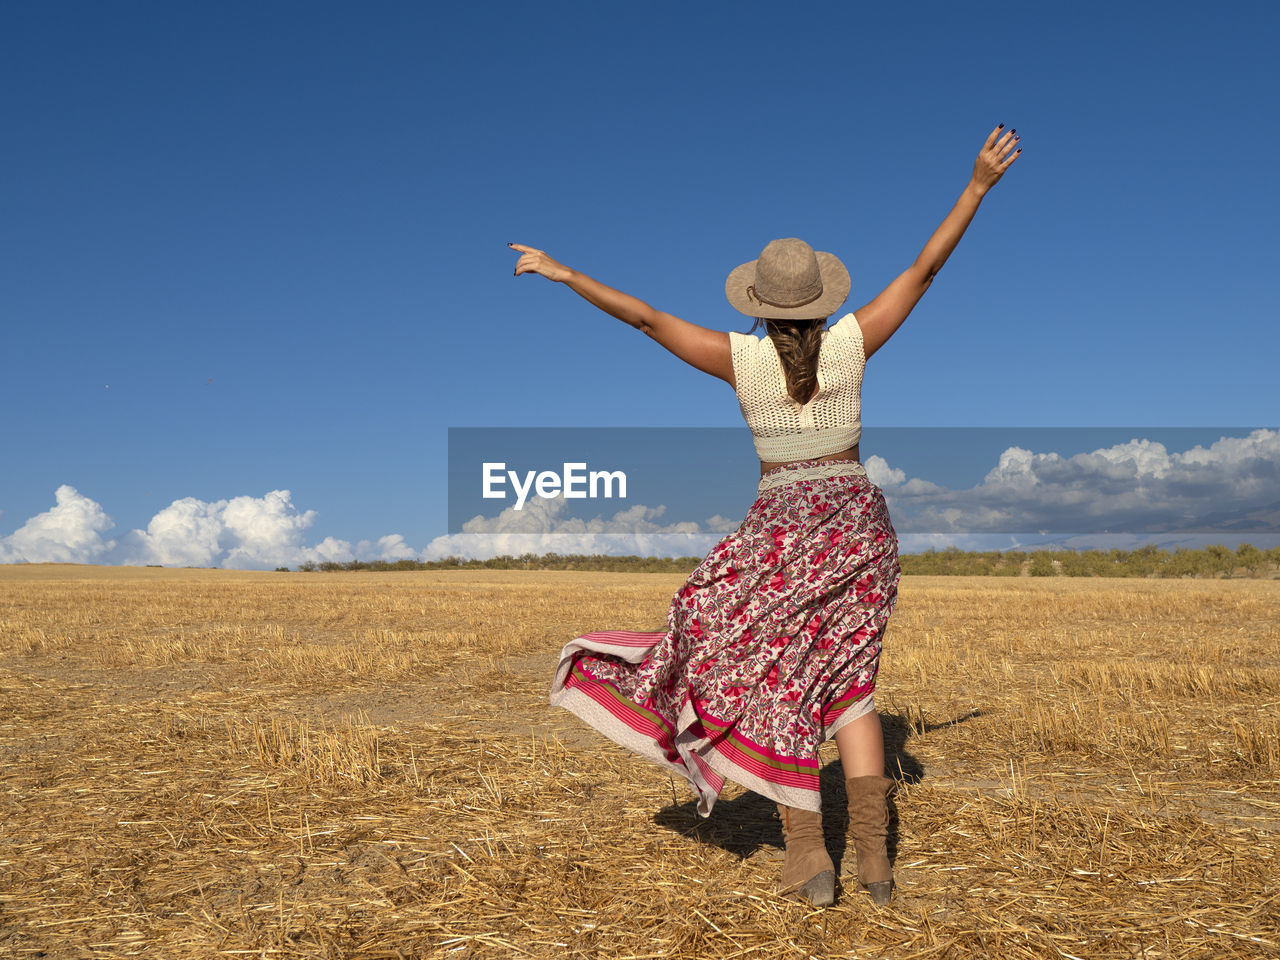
left=971, top=124, right=1021, bottom=196
left=509, top=243, right=571, bottom=282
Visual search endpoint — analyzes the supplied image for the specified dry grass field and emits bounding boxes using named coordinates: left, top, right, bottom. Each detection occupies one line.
left=1, top=565, right=1277, bottom=959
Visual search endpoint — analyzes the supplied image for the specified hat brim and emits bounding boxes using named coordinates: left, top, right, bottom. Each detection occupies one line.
left=725, top=250, right=851, bottom=320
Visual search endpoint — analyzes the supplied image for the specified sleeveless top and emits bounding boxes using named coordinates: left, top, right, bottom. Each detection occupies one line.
left=728, top=312, right=865, bottom=462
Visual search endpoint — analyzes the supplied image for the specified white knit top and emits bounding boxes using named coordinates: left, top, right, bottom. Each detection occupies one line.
left=729, top=312, right=865, bottom=461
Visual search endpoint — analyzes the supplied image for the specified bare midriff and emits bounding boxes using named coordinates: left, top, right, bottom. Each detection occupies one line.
left=759, top=443, right=860, bottom=476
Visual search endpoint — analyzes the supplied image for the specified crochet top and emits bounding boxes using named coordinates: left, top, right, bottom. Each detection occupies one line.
left=728, top=312, right=865, bottom=461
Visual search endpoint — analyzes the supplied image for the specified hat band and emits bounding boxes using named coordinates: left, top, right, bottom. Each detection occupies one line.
left=746, top=281, right=823, bottom=309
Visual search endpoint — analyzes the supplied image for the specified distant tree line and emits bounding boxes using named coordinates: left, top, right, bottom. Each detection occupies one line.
left=283, top=553, right=705, bottom=574
left=899, top=543, right=1279, bottom=578
left=278, top=544, right=1279, bottom=578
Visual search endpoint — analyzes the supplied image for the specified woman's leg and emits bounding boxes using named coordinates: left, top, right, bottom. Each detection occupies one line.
left=833, top=709, right=885, bottom=778
left=834, top=709, right=894, bottom=904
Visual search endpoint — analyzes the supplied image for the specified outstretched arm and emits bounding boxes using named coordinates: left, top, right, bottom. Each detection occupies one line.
left=854, top=124, right=1021, bottom=359
left=509, top=243, right=735, bottom=386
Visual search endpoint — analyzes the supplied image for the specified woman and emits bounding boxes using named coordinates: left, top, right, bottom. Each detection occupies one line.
left=511, top=124, right=1021, bottom=907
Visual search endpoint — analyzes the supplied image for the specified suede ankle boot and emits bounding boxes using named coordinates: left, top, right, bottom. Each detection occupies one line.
left=845, top=775, right=893, bottom=905
left=776, top=802, right=835, bottom=907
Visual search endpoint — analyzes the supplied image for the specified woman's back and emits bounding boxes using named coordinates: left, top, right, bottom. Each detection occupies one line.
left=730, top=313, right=866, bottom=464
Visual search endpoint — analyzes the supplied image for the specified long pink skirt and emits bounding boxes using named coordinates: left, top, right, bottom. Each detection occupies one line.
left=548, top=459, right=900, bottom=816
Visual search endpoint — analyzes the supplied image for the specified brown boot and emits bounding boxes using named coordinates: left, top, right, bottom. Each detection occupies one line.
left=776, top=802, right=835, bottom=907
left=845, top=775, right=893, bottom=905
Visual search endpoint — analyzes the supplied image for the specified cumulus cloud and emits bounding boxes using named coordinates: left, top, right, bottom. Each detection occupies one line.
left=879, top=428, right=1280, bottom=534
left=112, top=490, right=324, bottom=568
left=1, top=488, right=418, bottom=570
left=864, top=455, right=905, bottom=489
left=422, top=496, right=730, bottom=560
left=0, top=485, right=116, bottom=564
left=705, top=515, right=741, bottom=534
left=119, top=497, right=229, bottom=567
left=5, top=432, right=1276, bottom=568
left=866, top=455, right=945, bottom=496
left=1, top=486, right=731, bottom=568
left=354, top=534, right=418, bottom=562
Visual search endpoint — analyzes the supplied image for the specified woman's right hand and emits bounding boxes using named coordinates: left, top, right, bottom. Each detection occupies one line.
left=509, top=243, right=572, bottom=282
left=971, top=124, right=1022, bottom=196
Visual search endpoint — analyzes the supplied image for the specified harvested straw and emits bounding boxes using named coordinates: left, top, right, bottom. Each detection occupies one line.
left=1, top=567, right=1277, bottom=958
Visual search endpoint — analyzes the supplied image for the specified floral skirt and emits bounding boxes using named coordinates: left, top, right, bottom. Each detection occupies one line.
left=548, top=459, right=901, bottom=816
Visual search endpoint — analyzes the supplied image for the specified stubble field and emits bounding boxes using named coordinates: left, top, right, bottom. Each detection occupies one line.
left=1, top=565, right=1277, bottom=959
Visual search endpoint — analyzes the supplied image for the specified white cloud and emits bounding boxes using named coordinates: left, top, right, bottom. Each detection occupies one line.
left=1, top=488, right=417, bottom=570
left=864, top=454, right=905, bottom=489
left=5, top=432, right=1276, bottom=569
left=866, top=454, right=945, bottom=496
left=1, top=486, right=730, bottom=568
left=705, top=514, right=741, bottom=534
left=0, top=485, right=116, bottom=564
left=354, top=534, right=417, bottom=562
left=422, top=496, right=729, bottom=560
left=219, top=491, right=319, bottom=569
left=879, top=428, right=1280, bottom=534
left=120, top=496, right=225, bottom=567
left=301, top=536, right=356, bottom=565
left=114, top=490, right=321, bottom=569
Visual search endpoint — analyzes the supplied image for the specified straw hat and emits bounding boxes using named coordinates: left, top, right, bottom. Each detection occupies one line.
left=725, top=238, right=851, bottom=320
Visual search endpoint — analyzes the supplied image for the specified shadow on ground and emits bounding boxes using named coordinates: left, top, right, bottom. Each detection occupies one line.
left=652, top=709, right=985, bottom=870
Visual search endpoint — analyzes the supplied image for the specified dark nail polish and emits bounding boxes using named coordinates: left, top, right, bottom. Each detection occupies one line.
left=1011, top=129, right=1016, bottom=134
left=997, top=123, right=1004, bottom=128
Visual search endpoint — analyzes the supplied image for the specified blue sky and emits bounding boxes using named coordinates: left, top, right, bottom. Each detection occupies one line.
left=2, top=2, right=1277, bottom=566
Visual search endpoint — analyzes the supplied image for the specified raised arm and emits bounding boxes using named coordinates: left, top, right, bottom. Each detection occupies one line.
left=854, top=124, right=1022, bottom=359
left=509, top=243, right=735, bottom=386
